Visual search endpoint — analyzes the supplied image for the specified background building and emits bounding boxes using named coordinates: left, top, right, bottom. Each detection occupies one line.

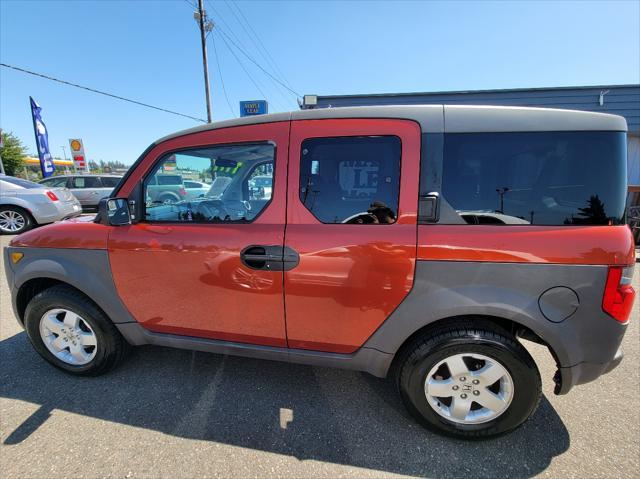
left=303, top=85, right=640, bottom=211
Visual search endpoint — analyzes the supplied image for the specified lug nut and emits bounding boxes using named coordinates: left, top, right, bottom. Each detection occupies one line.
left=472, top=379, right=479, bottom=385
left=461, top=393, right=467, bottom=399
left=64, top=338, right=68, bottom=342
left=452, top=385, right=459, bottom=390
left=473, top=390, right=480, bottom=396
left=460, top=376, right=466, bottom=382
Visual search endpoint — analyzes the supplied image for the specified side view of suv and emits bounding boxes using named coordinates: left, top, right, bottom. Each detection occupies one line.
left=4, top=105, right=635, bottom=438
left=39, top=174, right=122, bottom=212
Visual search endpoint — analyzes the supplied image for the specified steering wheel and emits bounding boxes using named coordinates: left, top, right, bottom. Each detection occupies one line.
left=342, top=212, right=379, bottom=224
left=195, top=200, right=231, bottom=221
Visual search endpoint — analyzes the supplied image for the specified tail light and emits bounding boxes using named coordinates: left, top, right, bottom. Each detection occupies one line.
left=602, top=266, right=636, bottom=323
left=45, top=190, right=59, bottom=202
left=179, top=187, right=187, bottom=197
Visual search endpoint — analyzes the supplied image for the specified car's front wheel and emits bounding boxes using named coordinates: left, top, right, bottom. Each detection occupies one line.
left=397, top=320, right=541, bottom=438
left=24, top=285, right=128, bottom=375
left=0, top=205, right=33, bottom=235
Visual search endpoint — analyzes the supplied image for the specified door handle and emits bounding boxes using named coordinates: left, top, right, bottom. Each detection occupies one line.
left=240, top=245, right=299, bottom=271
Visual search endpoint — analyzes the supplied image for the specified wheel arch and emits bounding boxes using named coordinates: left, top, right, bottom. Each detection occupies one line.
left=386, top=314, right=561, bottom=380
left=11, top=249, right=136, bottom=327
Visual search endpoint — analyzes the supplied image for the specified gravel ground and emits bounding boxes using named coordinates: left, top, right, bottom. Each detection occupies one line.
left=0, top=234, right=638, bottom=479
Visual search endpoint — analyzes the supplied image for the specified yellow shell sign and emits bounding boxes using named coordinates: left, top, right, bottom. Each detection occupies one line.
left=70, top=139, right=82, bottom=152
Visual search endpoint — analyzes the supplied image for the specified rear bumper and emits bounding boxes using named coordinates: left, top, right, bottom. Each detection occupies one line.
left=32, top=201, right=82, bottom=224
left=555, top=348, right=624, bottom=395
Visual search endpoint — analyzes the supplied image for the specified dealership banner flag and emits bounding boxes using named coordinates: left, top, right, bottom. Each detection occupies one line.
left=29, top=96, right=55, bottom=177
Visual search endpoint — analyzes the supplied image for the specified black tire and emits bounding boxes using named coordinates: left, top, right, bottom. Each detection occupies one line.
left=0, top=205, right=34, bottom=235
left=396, top=319, right=541, bottom=439
left=24, top=285, right=128, bottom=376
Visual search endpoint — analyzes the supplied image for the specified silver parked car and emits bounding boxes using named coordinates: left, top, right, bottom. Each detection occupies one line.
left=39, top=174, right=122, bottom=212
left=0, top=175, right=81, bottom=234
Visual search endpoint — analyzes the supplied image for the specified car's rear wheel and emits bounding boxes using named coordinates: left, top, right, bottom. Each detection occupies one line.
left=159, top=194, right=178, bottom=205
left=24, top=285, right=128, bottom=375
left=0, top=205, right=33, bottom=235
left=396, top=320, right=541, bottom=438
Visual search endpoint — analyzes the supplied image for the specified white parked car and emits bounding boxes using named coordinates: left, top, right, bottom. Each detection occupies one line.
left=183, top=180, right=210, bottom=200
left=0, top=175, right=81, bottom=234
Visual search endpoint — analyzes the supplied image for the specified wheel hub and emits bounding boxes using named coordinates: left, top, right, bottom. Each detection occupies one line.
left=39, top=308, right=98, bottom=366
left=424, top=352, right=514, bottom=424
left=0, top=210, right=25, bottom=232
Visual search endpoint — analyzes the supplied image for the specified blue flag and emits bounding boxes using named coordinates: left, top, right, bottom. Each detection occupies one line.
left=29, top=97, right=55, bottom=178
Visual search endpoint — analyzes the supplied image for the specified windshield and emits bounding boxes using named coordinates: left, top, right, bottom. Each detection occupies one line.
left=0, top=176, right=42, bottom=189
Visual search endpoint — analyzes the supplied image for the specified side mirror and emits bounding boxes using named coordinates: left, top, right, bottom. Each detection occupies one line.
left=97, top=198, right=131, bottom=226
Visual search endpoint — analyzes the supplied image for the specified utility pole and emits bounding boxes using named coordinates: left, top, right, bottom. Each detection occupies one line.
left=196, top=0, right=213, bottom=123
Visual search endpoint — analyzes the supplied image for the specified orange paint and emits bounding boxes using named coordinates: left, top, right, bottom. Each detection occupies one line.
left=418, top=225, right=636, bottom=265
left=108, top=121, right=290, bottom=347
left=284, top=119, right=421, bottom=353
left=10, top=216, right=109, bottom=250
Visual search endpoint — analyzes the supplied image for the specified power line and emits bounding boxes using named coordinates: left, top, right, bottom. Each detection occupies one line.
left=204, top=0, right=296, bottom=108
left=211, top=33, right=236, bottom=118
left=214, top=22, right=301, bottom=98
left=205, top=0, right=250, bottom=54
left=221, top=0, right=296, bottom=109
left=1, top=63, right=207, bottom=123
left=227, top=0, right=295, bottom=94
left=215, top=30, right=272, bottom=106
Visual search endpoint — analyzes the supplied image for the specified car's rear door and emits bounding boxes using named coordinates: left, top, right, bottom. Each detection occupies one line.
left=108, top=122, right=290, bottom=346
left=283, top=119, right=421, bottom=353
left=69, top=176, right=105, bottom=210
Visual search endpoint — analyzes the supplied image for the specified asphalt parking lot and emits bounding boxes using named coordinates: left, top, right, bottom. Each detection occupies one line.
left=0, top=233, right=638, bottom=479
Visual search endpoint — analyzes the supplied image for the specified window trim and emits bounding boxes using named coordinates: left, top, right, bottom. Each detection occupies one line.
left=298, top=134, right=403, bottom=225
left=140, top=140, right=277, bottom=225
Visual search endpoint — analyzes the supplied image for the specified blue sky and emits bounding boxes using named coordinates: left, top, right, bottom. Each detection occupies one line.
left=1, top=0, right=639, bottom=165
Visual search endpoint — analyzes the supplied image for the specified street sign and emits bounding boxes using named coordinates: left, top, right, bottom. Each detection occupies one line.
left=69, top=138, right=88, bottom=171
left=240, top=100, right=268, bottom=117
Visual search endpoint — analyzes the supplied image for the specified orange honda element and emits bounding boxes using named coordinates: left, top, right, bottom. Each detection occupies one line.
left=4, top=106, right=635, bottom=438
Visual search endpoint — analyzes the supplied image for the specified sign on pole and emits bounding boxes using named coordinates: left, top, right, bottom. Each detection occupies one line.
left=29, top=97, right=56, bottom=178
left=239, top=100, right=268, bottom=117
left=69, top=138, right=89, bottom=172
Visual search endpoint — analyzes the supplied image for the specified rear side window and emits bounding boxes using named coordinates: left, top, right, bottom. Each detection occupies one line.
left=100, top=177, right=121, bottom=188
left=441, top=131, right=627, bottom=225
left=1, top=177, right=41, bottom=189
left=41, top=176, right=69, bottom=187
left=72, top=177, right=102, bottom=188
left=299, top=136, right=401, bottom=224
left=157, top=175, right=183, bottom=186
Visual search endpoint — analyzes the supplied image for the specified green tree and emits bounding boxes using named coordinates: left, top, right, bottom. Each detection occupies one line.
left=0, top=131, right=27, bottom=175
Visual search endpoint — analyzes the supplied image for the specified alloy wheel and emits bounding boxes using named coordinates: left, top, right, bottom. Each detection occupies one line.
left=424, top=352, right=514, bottom=424
left=0, top=210, right=26, bottom=233
left=39, top=309, right=98, bottom=365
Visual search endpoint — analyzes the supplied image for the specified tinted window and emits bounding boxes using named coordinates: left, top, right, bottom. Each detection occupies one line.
left=441, top=131, right=627, bottom=225
left=41, top=176, right=69, bottom=187
left=144, top=143, right=275, bottom=223
left=72, top=177, right=102, bottom=188
left=300, top=136, right=401, bottom=224
left=100, top=177, right=121, bottom=188
left=184, top=180, right=202, bottom=188
left=157, top=175, right=183, bottom=186
left=0, top=176, right=41, bottom=188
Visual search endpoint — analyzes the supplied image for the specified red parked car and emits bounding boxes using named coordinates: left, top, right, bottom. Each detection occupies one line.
left=4, top=105, right=635, bottom=438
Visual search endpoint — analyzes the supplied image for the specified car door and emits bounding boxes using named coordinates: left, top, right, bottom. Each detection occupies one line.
left=108, top=122, right=290, bottom=347
left=69, top=176, right=105, bottom=209
left=284, top=119, right=421, bottom=353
